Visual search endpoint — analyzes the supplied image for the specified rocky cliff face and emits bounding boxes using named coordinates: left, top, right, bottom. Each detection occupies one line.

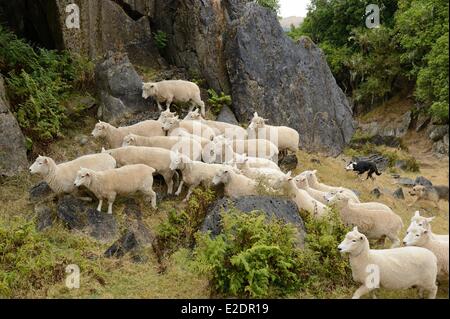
left=0, top=74, right=29, bottom=177
left=0, top=0, right=355, bottom=156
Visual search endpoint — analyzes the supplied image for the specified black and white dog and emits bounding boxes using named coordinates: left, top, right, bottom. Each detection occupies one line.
left=346, top=160, right=381, bottom=180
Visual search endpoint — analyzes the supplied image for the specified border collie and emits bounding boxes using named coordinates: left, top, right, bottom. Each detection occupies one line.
left=346, top=160, right=381, bottom=180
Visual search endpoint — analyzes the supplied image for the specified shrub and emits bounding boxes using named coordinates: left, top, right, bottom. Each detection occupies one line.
left=0, top=26, right=95, bottom=143
left=153, top=30, right=168, bottom=50
left=192, top=208, right=352, bottom=298
left=155, top=188, right=216, bottom=258
left=207, top=89, right=232, bottom=115
left=256, top=0, right=280, bottom=12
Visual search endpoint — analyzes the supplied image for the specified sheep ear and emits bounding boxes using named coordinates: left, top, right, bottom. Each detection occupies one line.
left=353, top=226, right=358, bottom=232
left=101, top=147, right=106, bottom=152
left=426, top=217, right=435, bottom=222
left=263, top=118, right=269, bottom=123
left=414, top=211, right=420, bottom=217
left=286, top=171, right=292, bottom=177
left=254, top=112, right=258, bottom=117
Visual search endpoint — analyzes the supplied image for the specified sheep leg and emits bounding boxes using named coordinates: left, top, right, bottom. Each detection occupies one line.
left=387, top=235, right=400, bottom=248
left=97, top=199, right=103, bottom=212
left=175, top=181, right=184, bottom=196
left=157, top=101, right=163, bottom=111
left=165, top=97, right=173, bottom=110
left=427, top=284, right=438, bottom=299
left=162, top=172, right=174, bottom=195
left=107, top=194, right=116, bottom=215
left=352, top=285, right=373, bottom=299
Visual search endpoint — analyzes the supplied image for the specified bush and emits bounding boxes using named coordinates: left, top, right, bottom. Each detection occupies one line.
left=0, top=26, right=95, bottom=143
left=207, top=89, right=232, bottom=115
left=256, top=0, right=280, bottom=12
left=153, top=30, right=168, bottom=50
left=155, top=188, right=216, bottom=258
left=192, top=208, right=352, bottom=298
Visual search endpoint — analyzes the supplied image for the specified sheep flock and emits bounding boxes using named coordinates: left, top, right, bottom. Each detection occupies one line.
left=29, top=79, right=448, bottom=299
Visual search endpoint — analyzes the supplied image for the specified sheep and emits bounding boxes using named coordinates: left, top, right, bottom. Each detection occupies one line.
left=324, top=190, right=394, bottom=213
left=408, top=211, right=449, bottom=242
left=247, top=112, right=299, bottom=155
left=273, top=171, right=329, bottom=217
left=300, top=170, right=360, bottom=203
left=74, top=164, right=157, bottom=215
left=142, top=80, right=205, bottom=116
left=169, top=151, right=238, bottom=201
left=204, top=135, right=279, bottom=163
left=293, top=174, right=329, bottom=204
left=29, top=154, right=116, bottom=195
left=168, top=128, right=211, bottom=149
left=122, top=134, right=202, bottom=161
left=212, top=167, right=261, bottom=198
left=327, top=192, right=403, bottom=247
left=231, top=153, right=281, bottom=171
left=238, top=158, right=285, bottom=186
left=157, top=106, right=176, bottom=123
left=102, top=146, right=176, bottom=194
left=184, top=109, right=247, bottom=139
left=338, top=226, right=438, bottom=299
left=161, top=116, right=215, bottom=141
left=403, top=224, right=449, bottom=280
left=91, top=120, right=164, bottom=148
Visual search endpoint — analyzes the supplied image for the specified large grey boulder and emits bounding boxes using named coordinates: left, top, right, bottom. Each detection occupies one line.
left=95, top=51, right=153, bottom=122
left=224, top=5, right=354, bottom=156
left=0, top=74, right=28, bottom=177
left=201, top=196, right=306, bottom=246
left=153, top=1, right=354, bottom=156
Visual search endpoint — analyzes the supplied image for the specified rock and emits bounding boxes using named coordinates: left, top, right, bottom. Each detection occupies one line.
left=35, top=204, right=54, bottom=231
left=225, top=7, right=354, bottom=156
left=415, top=114, right=431, bottom=132
left=95, top=51, right=153, bottom=122
left=201, top=196, right=306, bottom=245
left=351, top=189, right=362, bottom=197
left=0, top=74, right=28, bottom=177
left=360, top=111, right=412, bottom=139
left=216, top=106, right=239, bottom=125
left=395, top=160, right=407, bottom=170
left=370, top=188, right=382, bottom=198
left=278, top=154, right=298, bottom=172
left=154, top=1, right=354, bottom=156
left=391, top=174, right=400, bottom=179
left=57, top=196, right=117, bottom=241
left=429, top=125, right=448, bottom=142
left=75, top=135, right=89, bottom=146
left=29, top=182, right=53, bottom=203
left=432, top=140, right=449, bottom=155
left=393, top=188, right=405, bottom=200
left=104, top=231, right=139, bottom=258
left=310, top=158, right=321, bottom=165
left=397, top=178, right=415, bottom=187
left=414, top=176, right=433, bottom=187
left=444, top=133, right=449, bottom=148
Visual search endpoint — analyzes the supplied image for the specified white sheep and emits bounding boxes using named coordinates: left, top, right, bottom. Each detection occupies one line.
left=247, top=112, right=299, bottom=154
left=168, top=128, right=211, bottom=149
left=408, top=211, right=449, bottom=242
left=238, top=158, right=286, bottom=186
left=91, top=120, right=164, bottom=148
left=142, top=80, right=205, bottom=116
left=212, top=167, right=261, bottom=198
left=103, top=146, right=176, bottom=194
left=161, top=116, right=215, bottom=141
left=273, top=172, right=329, bottom=217
left=231, top=153, right=281, bottom=171
left=122, top=134, right=202, bottom=161
left=292, top=174, right=329, bottom=204
left=184, top=109, right=247, bottom=139
left=74, top=164, right=157, bottom=215
left=300, top=170, right=360, bottom=203
left=327, top=192, right=403, bottom=247
left=169, top=151, right=238, bottom=201
left=205, top=135, right=279, bottom=163
left=338, top=226, right=438, bottom=299
left=324, top=190, right=395, bottom=213
left=403, top=224, right=449, bottom=280
left=29, top=154, right=116, bottom=195
left=157, top=106, right=176, bottom=123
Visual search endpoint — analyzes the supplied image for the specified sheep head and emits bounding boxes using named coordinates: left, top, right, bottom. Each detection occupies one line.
left=142, top=82, right=157, bottom=99
left=29, top=156, right=51, bottom=175
left=338, top=227, right=368, bottom=255
left=74, top=168, right=93, bottom=188
left=403, top=224, right=430, bottom=247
